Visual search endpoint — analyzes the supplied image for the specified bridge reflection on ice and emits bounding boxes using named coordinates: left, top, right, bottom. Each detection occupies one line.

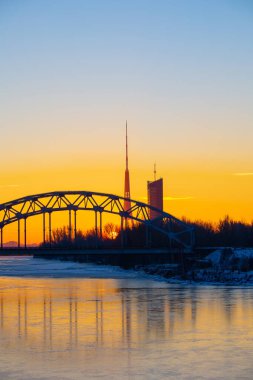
left=1, top=275, right=253, bottom=379
left=0, top=278, right=184, bottom=350
left=0, top=277, right=253, bottom=348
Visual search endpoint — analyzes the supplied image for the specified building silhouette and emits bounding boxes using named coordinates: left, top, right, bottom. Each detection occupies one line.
left=147, top=167, right=163, bottom=219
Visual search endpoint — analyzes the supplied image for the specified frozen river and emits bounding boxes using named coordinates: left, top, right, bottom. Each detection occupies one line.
left=0, top=256, right=253, bottom=379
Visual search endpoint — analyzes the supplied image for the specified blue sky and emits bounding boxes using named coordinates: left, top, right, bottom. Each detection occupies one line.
left=0, top=0, right=253, bottom=222
left=1, top=1, right=252, bottom=150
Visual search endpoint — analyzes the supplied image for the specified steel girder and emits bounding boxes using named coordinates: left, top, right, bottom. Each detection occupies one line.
left=0, top=191, right=194, bottom=249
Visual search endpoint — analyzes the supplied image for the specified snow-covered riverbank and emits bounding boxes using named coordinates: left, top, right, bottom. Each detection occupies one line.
left=137, top=248, right=253, bottom=285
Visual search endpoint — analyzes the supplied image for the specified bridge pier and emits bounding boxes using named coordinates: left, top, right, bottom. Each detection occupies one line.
left=74, top=210, right=77, bottom=240
left=99, top=212, right=102, bottom=240
left=24, top=218, right=27, bottom=249
left=95, top=211, right=98, bottom=248
left=120, top=217, right=124, bottom=248
left=49, top=212, right=52, bottom=246
left=18, top=219, right=20, bottom=248
left=43, top=213, right=46, bottom=245
left=94, top=211, right=103, bottom=247
left=0, top=228, right=3, bottom=249
left=68, top=210, right=72, bottom=241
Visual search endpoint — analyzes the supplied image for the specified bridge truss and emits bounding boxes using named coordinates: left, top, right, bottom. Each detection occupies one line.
left=0, top=191, right=194, bottom=250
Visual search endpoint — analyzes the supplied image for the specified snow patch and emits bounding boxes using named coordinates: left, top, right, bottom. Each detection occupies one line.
left=206, top=249, right=222, bottom=265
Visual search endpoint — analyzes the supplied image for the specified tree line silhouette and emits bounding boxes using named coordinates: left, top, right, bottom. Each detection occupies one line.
left=188, top=215, right=253, bottom=247
left=40, top=215, right=253, bottom=248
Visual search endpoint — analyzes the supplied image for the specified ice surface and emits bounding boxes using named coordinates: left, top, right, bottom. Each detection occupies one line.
left=0, top=255, right=142, bottom=279
left=0, top=267, right=253, bottom=380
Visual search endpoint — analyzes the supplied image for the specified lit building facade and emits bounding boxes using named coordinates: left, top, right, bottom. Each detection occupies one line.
left=147, top=178, right=163, bottom=219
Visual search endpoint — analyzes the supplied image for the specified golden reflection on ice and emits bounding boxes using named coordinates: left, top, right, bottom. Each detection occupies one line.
left=0, top=278, right=253, bottom=350
left=1, top=278, right=253, bottom=379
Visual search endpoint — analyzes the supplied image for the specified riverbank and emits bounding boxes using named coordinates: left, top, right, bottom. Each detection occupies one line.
left=2, top=247, right=253, bottom=285
left=136, top=248, right=253, bottom=285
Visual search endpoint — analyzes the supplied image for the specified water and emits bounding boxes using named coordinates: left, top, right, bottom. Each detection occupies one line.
left=0, top=257, right=253, bottom=379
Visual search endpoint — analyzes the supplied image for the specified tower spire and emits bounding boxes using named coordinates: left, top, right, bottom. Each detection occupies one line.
left=154, top=162, right=157, bottom=181
left=126, top=120, right=128, bottom=170
left=124, top=121, right=131, bottom=212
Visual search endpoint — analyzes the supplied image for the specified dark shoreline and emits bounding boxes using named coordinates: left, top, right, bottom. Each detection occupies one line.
left=1, top=247, right=253, bottom=285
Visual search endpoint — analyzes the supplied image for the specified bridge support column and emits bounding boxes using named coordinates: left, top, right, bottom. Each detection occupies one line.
left=121, top=217, right=124, bottom=248
left=18, top=220, right=20, bottom=248
left=0, top=228, right=3, bottom=249
left=24, top=218, right=27, bottom=249
left=99, top=212, right=102, bottom=240
left=124, top=218, right=129, bottom=247
left=68, top=210, right=72, bottom=241
left=43, top=213, right=46, bottom=244
left=74, top=210, right=77, bottom=240
left=49, top=213, right=52, bottom=246
left=95, top=211, right=98, bottom=248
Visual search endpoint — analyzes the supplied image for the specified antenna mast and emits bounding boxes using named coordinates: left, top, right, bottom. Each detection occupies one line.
left=124, top=121, right=131, bottom=211
left=126, top=121, right=128, bottom=170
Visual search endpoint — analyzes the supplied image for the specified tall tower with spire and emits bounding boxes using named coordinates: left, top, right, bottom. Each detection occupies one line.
left=124, top=121, right=131, bottom=211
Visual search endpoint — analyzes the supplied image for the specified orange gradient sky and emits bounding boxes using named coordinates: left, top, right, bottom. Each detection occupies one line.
left=0, top=1, right=253, bottom=243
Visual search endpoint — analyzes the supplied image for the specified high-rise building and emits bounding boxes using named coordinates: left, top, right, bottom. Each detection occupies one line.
left=124, top=121, right=131, bottom=211
left=147, top=167, right=163, bottom=219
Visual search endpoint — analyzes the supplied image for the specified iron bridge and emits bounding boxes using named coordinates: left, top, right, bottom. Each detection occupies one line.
left=0, top=191, right=194, bottom=250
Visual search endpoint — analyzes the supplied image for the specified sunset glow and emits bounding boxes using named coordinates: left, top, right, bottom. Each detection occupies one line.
left=0, top=1, right=252, bottom=243
left=1, top=3, right=253, bottom=379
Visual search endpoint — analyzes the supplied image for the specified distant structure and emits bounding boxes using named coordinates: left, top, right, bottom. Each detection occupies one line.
left=124, top=121, right=131, bottom=211
left=147, top=165, right=163, bottom=219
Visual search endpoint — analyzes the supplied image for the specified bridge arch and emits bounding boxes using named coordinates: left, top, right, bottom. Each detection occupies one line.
left=0, top=191, right=194, bottom=250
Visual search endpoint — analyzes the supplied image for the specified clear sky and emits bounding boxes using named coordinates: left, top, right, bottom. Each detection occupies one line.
left=0, top=1, right=253, bottom=241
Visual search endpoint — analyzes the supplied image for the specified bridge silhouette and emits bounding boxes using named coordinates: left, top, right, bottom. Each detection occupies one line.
left=0, top=191, right=194, bottom=251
